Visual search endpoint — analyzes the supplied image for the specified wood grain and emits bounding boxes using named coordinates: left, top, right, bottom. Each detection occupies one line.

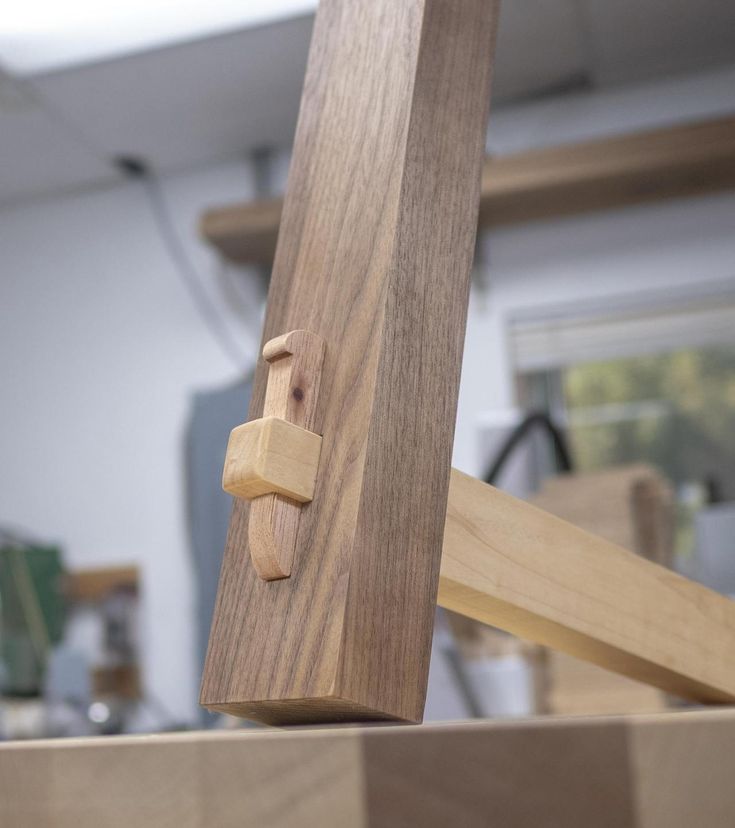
left=222, top=417, right=321, bottom=503
left=201, top=0, right=498, bottom=724
left=201, top=115, right=735, bottom=265
left=0, top=730, right=365, bottom=828
left=249, top=330, right=325, bottom=579
left=5, top=711, right=735, bottom=827
left=530, top=466, right=672, bottom=714
left=223, top=416, right=323, bottom=580
left=630, top=712, right=735, bottom=828
left=530, top=465, right=674, bottom=567
left=440, top=469, right=735, bottom=703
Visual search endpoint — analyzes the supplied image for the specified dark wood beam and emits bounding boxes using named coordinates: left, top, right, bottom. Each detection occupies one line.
left=200, top=0, right=498, bottom=725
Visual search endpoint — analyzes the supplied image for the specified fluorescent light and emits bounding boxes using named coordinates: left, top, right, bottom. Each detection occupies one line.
left=0, top=0, right=317, bottom=75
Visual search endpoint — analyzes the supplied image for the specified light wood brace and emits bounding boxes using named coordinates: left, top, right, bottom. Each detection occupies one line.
left=223, top=330, right=325, bottom=580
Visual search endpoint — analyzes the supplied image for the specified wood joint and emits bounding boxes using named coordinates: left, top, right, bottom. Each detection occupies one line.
left=222, top=417, right=322, bottom=503
left=222, top=330, right=326, bottom=580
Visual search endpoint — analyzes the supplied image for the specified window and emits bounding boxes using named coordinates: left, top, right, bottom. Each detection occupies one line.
left=520, top=344, right=735, bottom=562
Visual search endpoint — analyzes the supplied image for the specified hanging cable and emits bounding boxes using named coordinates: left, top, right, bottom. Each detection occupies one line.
left=483, top=410, right=574, bottom=486
left=114, top=156, right=249, bottom=373
left=1, top=64, right=250, bottom=374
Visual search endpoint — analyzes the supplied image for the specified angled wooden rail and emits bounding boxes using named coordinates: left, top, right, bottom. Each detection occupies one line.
left=441, top=470, right=735, bottom=703
left=201, top=114, right=735, bottom=265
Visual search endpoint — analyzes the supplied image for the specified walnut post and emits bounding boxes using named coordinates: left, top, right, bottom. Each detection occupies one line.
left=201, top=0, right=499, bottom=724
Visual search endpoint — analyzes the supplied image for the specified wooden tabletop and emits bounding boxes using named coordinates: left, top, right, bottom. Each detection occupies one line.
left=3, top=708, right=735, bottom=827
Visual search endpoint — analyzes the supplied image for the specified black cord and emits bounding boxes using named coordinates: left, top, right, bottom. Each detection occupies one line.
left=484, top=411, right=573, bottom=486
left=4, top=73, right=251, bottom=374
left=114, top=156, right=249, bottom=372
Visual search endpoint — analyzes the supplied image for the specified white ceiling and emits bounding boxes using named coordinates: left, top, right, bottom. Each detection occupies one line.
left=1, top=0, right=735, bottom=207
left=0, top=0, right=315, bottom=74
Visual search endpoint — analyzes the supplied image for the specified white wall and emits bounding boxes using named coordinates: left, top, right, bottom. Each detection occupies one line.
left=454, top=190, right=735, bottom=476
left=0, top=159, right=264, bottom=723
left=453, top=66, right=735, bottom=477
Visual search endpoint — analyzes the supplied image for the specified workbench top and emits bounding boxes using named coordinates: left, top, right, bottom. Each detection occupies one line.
left=3, top=708, right=734, bottom=827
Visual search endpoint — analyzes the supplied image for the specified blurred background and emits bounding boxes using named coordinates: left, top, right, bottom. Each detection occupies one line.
left=1, top=0, right=735, bottom=738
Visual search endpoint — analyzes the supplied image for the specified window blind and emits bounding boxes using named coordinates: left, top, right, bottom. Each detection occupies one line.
left=510, top=292, right=735, bottom=373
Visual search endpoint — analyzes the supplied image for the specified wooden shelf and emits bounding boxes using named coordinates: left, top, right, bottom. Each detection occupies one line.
left=202, top=197, right=282, bottom=266
left=201, top=114, right=735, bottom=265
left=65, top=565, right=138, bottom=602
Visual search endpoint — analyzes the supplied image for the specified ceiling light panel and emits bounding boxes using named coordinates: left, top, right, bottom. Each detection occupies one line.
left=0, top=0, right=317, bottom=75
